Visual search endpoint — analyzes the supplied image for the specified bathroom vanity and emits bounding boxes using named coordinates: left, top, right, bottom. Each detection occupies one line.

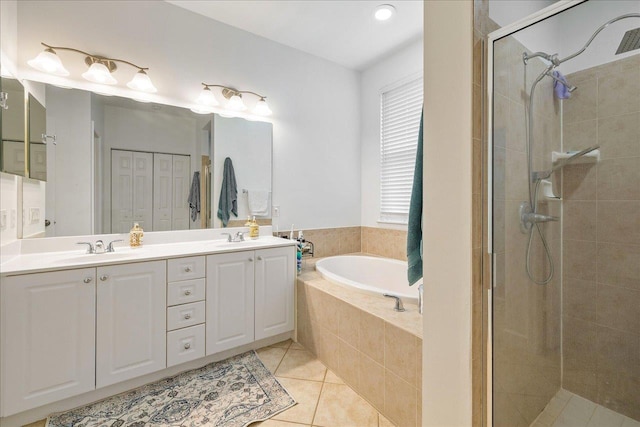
left=0, top=233, right=295, bottom=421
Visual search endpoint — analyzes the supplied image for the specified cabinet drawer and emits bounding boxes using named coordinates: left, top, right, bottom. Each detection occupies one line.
left=167, top=278, right=205, bottom=306
left=167, top=324, right=205, bottom=367
left=168, top=256, right=205, bottom=282
left=167, top=301, right=205, bottom=331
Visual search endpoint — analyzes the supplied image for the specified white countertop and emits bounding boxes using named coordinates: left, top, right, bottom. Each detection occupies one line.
left=0, top=235, right=296, bottom=277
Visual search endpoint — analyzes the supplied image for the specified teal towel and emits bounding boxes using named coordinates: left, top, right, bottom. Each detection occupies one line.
left=217, top=157, right=238, bottom=227
left=407, top=111, right=423, bottom=286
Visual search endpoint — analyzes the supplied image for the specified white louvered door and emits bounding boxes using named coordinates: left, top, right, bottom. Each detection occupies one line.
left=153, top=153, right=173, bottom=231
left=172, top=154, right=190, bottom=230
left=111, top=150, right=133, bottom=233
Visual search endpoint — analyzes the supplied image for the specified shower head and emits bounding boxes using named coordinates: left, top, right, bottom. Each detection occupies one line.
left=616, top=27, right=640, bottom=54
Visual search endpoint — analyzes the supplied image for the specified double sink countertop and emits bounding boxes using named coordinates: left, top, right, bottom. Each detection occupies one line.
left=0, top=234, right=296, bottom=277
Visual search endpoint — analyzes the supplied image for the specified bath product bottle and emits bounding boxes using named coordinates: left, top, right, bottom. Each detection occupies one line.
left=244, top=216, right=252, bottom=227
left=296, top=241, right=302, bottom=273
left=249, top=216, right=260, bottom=239
left=130, top=223, right=144, bottom=248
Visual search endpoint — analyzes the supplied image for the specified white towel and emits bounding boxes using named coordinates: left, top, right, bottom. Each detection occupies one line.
left=248, top=190, right=270, bottom=216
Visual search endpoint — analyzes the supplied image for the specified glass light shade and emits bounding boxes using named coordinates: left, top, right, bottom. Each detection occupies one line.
left=127, top=70, right=157, bottom=93
left=226, top=94, right=247, bottom=111
left=190, top=106, right=215, bottom=115
left=82, top=62, right=117, bottom=85
left=196, top=87, right=219, bottom=107
left=374, top=4, right=395, bottom=21
left=253, top=98, right=272, bottom=116
left=27, top=50, right=69, bottom=76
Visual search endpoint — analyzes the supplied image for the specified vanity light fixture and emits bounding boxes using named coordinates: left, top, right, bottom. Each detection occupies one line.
left=195, top=83, right=272, bottom=116
left=28, top=42, right=157, bottom=93
left=374, top=4, right=396, bottom=21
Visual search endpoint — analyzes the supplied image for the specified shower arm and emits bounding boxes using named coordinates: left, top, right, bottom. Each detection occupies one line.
left=557, top=13, right=640, bottom=65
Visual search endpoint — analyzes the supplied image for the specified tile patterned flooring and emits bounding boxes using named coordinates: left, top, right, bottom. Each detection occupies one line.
left=531, top=389, right=640, bottom=427
left=24, top=339, right=395, bottom=427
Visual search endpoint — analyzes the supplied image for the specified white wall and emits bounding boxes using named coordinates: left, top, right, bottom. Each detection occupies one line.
left=212, top=116, right=272, bottom=228
left=0, top=0, right=18, bottom=77
left=17, top=0, right=361, bottom=231
left=45, top=86, right=92, bottom=236
left=21, top=177, right=45, bottom=238
left=360, top=39, right=423, bottom=230
left=423, top=1, right=473, bottom=425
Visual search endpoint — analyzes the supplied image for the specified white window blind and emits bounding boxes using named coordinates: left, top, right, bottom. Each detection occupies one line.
left=379, top=76, right=423, bottom=224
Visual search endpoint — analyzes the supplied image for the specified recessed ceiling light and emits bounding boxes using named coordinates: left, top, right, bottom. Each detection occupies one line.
left=374, top=4, right=396, bottom=21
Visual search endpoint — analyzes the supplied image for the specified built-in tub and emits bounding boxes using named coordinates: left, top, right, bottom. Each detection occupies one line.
left=315, top=255, right=421, bottom=304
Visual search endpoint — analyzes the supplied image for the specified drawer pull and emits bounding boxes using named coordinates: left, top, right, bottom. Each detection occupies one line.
left=248, top=258, right=254, bottom=262
left=184, top=313, right=192, bottom=320
left=184, top=290, right=192, bottom=296
left=257, top=256, right=263, bottom=261
left=184, top=342, right=191, bottom=350
left=83, top=277, right=93, bottom=284
left=184, top=266, right=192, bottom=272
left=100, top=275, right=108, bottom=281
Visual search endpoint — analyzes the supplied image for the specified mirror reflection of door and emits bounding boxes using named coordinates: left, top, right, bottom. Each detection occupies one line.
left=1, top=77, right=26, bottom=177
left=28, top=93, right=47, bottom=181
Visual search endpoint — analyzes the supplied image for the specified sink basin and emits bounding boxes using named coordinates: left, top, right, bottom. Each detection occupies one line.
left=55, top=249, right=141, bottom=264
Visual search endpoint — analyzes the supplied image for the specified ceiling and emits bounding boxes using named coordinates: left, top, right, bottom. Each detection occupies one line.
left=165, top=0, right=423, bottom=70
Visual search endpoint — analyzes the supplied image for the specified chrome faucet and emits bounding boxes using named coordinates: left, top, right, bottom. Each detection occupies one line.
left=76, top=239, right=124, bottom=254
left=77, top=242, right=95, bottom=254
left=221, top=232, right=245, bottom=242
left=383, top=294, right=406, bottom=312
left=107, top=239, right=124, bottom=252
left=94, top=240, right=105, bottom=254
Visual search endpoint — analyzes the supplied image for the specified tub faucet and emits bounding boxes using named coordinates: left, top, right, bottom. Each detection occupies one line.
left=383, top=294, right=405, bottom=312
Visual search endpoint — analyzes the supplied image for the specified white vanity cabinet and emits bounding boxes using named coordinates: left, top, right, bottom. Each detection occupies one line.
left=254, top=247, right=295, bottom=340
left=206, top=251, right=256, bottom=354
left=0, top=268, right=96, bottom=416
left=206, top=247, right=295, bottom=354
left=96, top=260, right=167, bottom=388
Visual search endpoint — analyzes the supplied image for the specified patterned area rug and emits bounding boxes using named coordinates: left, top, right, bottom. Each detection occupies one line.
left=46, top=350, right=296, bottom=427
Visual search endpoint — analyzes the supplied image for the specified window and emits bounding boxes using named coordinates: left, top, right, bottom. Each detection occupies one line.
left=379, top=75, right=423, bottom=224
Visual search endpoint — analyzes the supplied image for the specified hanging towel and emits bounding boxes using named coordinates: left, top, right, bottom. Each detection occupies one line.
left=217, top=157, right=238, bottom=227
left=407, top=110, right=424, bottom=286
left=248, top=190, right=270, bottom=216
left=188, top=171, right=201, bottom=222
left=553, top=71, right=571, bottom=99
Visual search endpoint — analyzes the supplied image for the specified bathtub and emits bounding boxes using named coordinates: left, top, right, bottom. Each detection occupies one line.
left=315, top=255, right=421, bottom=304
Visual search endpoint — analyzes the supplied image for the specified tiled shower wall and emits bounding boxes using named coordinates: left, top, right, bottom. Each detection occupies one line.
left=492, top=34, right=563, bottom=427
left=561, top=54, right=640, bottom=421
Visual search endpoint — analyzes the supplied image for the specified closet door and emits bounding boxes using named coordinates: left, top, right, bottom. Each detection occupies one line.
left=111, top=150, right=133, bottom=233
left=172, top=155, right=190, bottom=230
left=133, top=152, right=153, bottom=230
left=153, top=153, right=172, bottom=231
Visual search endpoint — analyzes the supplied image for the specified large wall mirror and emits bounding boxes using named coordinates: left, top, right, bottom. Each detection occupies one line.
left=0, top=76, right=27, bottom=177
left=35, top=82, right=272, bottom=238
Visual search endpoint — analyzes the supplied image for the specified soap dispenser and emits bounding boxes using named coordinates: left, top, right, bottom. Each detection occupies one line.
left=249, top=216, right=259, bottom=239
left=130, top=223, right=144, bottom=248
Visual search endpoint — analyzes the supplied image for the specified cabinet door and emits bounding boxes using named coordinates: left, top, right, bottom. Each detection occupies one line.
left=171, top=154, right=190, bottom=230
left=206, top=252, right=255, bottom=354
left=96, top=261, right=166, bottom=388
left=255, top=247, right=295, bottom=340
left=111, top=150, right=133, bottom=233
left=132, top=151, right=153, bottom=230
left=153, top=153, right=173, bottom=231
left=1, top=268, right=96, bottom=416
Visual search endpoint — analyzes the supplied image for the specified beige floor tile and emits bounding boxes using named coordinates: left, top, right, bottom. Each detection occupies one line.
left=269, top=339, right=293, bottom=349
left=257, top=347, right=288, bottom=373
left=276, top=349, right=327, bottom=382
left=252, top=419, right=309, bottom=427
left=323, top=370, right=344, bottom=384
left=273, top=377, right=323, bottom=425
left=379, top=413, right=397, bottom=427
left=290, top=341, right=306, bottom=350
left=313, top=383, right=378, bottom=427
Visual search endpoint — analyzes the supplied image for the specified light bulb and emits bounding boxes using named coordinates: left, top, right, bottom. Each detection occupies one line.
left=253, top=98, right=272, bottom=116
left=27, top=49, right=69, bottom=76
left=196, top=87, right=219, bottom=107
left=226, top=94, right=247, bottom=111
left=127, top=70, right=157, bottom=93
left=82, top=62, right=117, bottom=85
left=374, top=4, right=395, bottom=21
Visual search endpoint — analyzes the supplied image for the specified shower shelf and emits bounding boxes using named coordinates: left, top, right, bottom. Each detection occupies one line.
left=552, top=149, right=600, bottom=165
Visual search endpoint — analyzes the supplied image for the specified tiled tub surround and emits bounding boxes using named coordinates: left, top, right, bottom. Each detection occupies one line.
left=492, top=34, right=563, bottom=427
left=296, top=265, right=422, bottom=427
left=561, top=54, right=640, bottom=421
left=274, top=226, right=407, bottom=260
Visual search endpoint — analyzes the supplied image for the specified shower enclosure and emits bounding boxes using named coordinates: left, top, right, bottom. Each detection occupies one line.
left=489, top=1, right=640, bottom=426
